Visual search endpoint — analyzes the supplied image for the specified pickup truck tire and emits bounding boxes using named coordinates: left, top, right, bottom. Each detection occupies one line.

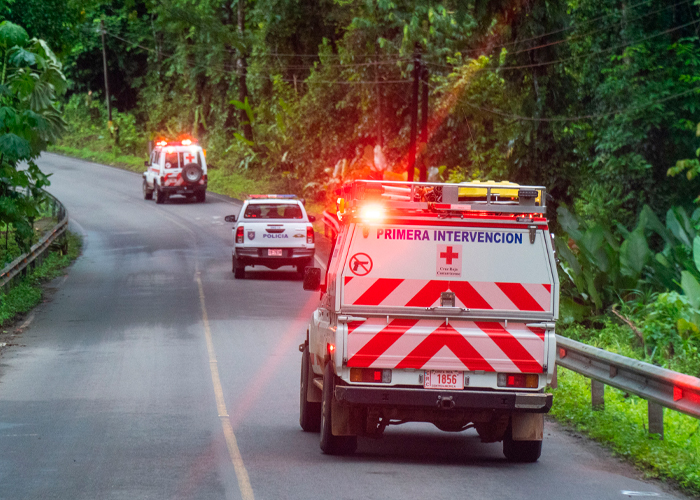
left=155, top=186, right=166, bottom=204
left=502, top=425, right=542, bottom=463
left=320, top=362, right=357, bottom=455
left=143, top=180, right=153, bottom=200
left=299, top=343, right=321, bottom=432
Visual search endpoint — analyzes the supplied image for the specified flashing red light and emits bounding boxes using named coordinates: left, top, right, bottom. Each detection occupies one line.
left=236, top=226, right=244, bottom=244
left=306, top=226, right=314, bottom=244
left=327, top=343, right=335, bottom=355
left=181, top=138, right=192, bottom=146
left=156, top=140, right=168, bottom=147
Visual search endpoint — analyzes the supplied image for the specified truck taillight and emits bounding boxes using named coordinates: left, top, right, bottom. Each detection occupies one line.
left=350, top=368, right=392, bottom=384
left=497, top=373, right=538, bottom=388
left=307, top=226, right=314, bottom=244
left=236, top=226, right=244, bottom=243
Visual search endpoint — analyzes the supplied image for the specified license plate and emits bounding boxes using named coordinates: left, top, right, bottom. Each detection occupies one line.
left=424, top=370, right=463, bottom=389
left=268, top=249, right=283, bottom=256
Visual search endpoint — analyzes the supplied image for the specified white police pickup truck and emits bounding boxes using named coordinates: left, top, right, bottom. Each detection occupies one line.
left=224, top=195, right=316, bottom=279
left=142, top=138, right=207, bottom=203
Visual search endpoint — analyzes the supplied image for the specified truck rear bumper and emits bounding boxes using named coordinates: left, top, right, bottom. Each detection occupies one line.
left=334, top=386, right=552, bottom=413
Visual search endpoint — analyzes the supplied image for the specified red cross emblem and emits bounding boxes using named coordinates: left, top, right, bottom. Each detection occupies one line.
left=440, top=246, right=459, bottom=264
left=185, top=153, right=195, bottom=163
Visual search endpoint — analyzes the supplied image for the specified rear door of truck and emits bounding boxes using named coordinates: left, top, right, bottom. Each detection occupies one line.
left=338, top=221, right=557, bottom=374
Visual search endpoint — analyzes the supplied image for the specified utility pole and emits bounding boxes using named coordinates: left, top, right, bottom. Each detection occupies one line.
left=238, top=0, right=253, bottom=142
left=100, top=20, right=112, bottom=126
left=419, top=66, right=429, bottom=182
left=408, top=45, right=420, bottom=182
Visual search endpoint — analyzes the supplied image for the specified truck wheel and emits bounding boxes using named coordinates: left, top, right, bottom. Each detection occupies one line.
left=320, top=362, right=357, bottom=455
left=503, top=424, right=542, bottom=463
left=299, top=342, right=321, bottom=432
left=143, top=180, right=153, bottom=200
left=155, top=186, right=165, bottom=204
left=195, top=190, right=206, bottom=203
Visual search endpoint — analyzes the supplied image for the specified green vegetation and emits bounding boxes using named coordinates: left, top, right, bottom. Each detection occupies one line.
left=4, top=0, right=700, bottom=488
left=0, top=20, right=65, bottom=252
left=550, top=368, right=700, bottom=495
left=0, top=231, right=81, bottom=327
left=48, top=144, right=144, bottom=173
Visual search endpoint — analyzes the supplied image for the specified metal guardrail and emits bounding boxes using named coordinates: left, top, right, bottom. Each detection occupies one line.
left=0, top=190, right=68, bottom=292
left=555, top=335, right=700, bottom=437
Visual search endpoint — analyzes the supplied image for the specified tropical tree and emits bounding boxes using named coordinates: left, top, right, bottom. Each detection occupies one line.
left=0, top=20, right=66, bottom=250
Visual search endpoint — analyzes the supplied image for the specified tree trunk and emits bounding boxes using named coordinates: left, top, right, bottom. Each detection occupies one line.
left=238, top=0, right=253, bottom=141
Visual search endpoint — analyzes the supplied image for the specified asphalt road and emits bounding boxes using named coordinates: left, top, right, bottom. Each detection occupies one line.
left=0, top=153, right=688, bottom=500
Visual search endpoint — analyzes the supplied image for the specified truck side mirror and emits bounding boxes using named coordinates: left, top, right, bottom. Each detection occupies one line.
left=308, top=215, right=316, bottom=222
left=224, top=215, right=236, bottom=223
left=303, top=267, right=321, bottom=291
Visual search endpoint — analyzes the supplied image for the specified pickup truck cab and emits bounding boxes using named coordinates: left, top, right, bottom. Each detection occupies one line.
left=225, top=195, right=316, bottom=279
left=142, top=138, right=207, bottom=203
left=300, top=180, right=558, bottom=461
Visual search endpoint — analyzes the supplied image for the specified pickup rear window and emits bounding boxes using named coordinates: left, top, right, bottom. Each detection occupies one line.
left=244, top=203, right=303, bottom=219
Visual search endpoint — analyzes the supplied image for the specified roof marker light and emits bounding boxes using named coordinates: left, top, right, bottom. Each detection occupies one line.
left=181, top=139, right=192, bottom=146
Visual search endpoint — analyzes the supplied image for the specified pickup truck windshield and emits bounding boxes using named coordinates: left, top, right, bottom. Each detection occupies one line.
left=244, top=203, right=303, bottom=219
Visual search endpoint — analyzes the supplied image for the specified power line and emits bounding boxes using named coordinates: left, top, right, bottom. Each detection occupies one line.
left=505, top=0, right=692, bottom=57
left=498, top=19, right=698, bottom=71
left=423, top=18, right=699, bottom=72
left=426, top=80, right=700, bottom=122
left=99, top=28, right=412, bottom=85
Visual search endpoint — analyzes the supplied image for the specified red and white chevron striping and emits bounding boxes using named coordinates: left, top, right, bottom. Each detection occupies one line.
left=347, top=318, right=546, bottom=373
left=343, top=277, right=551, bottom=312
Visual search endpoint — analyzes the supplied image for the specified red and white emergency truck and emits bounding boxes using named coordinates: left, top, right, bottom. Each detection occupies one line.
left=142, top=139, right=207, bottom=203
left=300, top=180, right=558, bottom=461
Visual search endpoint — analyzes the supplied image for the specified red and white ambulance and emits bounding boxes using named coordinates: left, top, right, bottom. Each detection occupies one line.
left=142, top=138, right=207, bottom=203
left=299, top=180, right=558, bottom=461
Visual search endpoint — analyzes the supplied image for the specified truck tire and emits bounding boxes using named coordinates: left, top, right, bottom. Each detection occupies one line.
left=182, top=163, right=203, bottom=184
left=155, top=186, right=166, bottom=204
left=143, top=179, right=153, bottom=200
left=299, top=342, right=321, bottom=432
left=195, top=190, right=206, bottom=203
left=502, top=424, right=542, bottom=463
left=320, top=362, right=357, bottom=455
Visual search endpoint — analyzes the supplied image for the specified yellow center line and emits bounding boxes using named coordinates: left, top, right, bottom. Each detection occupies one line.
left=197, top=274, right=255, bottom=500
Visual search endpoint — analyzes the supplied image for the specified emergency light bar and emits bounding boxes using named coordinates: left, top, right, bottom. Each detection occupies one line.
left=154, top=138, right=198, bottom=147
left=336, top=180, right=548, bottom=220
left=248, top=194, right=299, bottom=200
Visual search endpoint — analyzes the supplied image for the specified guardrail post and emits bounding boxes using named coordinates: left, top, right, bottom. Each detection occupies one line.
left=648, top=401, right=664, bottom=439
left=591, top=379, right=605, bottom=410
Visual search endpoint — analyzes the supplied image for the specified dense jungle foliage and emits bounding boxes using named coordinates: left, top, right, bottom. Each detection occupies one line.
left=3, top=0, right=700, bottom=373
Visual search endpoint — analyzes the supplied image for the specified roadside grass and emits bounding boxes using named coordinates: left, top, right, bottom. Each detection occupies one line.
left=49, top=144, right=144, bottom=173
left=550, top=366, right=700, bottom=496
left=48, top=144, right=284, bottom=201
left=0, top=232, right=82, bottom=327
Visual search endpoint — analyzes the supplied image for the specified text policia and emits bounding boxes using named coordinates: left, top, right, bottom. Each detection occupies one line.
left=376, top=228, right=524, bottom=245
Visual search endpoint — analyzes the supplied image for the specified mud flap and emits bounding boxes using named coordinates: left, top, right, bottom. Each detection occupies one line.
left=307, top=377, right=322, bottom=403
left=331, top=399, right=363, bottom=436
left=511, top=413, right=544, bottom=441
